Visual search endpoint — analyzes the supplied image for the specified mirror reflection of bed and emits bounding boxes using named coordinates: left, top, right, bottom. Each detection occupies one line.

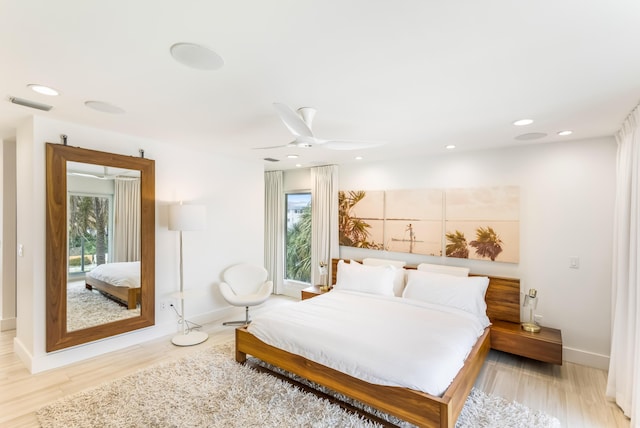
left=66, top=161, right=142, bottom=333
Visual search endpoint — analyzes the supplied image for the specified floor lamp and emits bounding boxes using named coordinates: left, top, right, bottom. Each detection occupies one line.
left=168, top=202, right=208, bottom=346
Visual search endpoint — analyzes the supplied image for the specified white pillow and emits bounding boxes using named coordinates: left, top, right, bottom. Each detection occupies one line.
left=417, top=263, right=470, bottom=277
left=403, top=270, right=490, bottom=324
left=334, top=260, right=396, bottom=296
left=362, top=258, right=407, bottom=297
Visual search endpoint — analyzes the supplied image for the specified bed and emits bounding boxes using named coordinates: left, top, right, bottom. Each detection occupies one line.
left=85, top=261, right=141, bottom=309
left=235, top=258, right=520, bottom=427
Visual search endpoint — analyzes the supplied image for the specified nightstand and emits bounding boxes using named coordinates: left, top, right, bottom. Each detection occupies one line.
left=490, top=320, right=563, bottom=365
left=301, top=285, right=331, bottom=300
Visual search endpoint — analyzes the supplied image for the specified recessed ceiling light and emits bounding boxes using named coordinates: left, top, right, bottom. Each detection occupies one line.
left=84, top=100, right=125, bottom=114
left=355, top=156, right=363, bottom=160
left=295, top=163, right=302, bottom=168
left=445, top=144, right=456, bottom=150
left=28, top=84, right=59, bottom=96
left=287, top=154, right=299, bottom=159
left=515, top=132, right=547, bottom=141
left=557, top=130, right=573, bottom=136
left=513, top=119, right=534, bottom=126
left=170, top=43, right=224, bottom=70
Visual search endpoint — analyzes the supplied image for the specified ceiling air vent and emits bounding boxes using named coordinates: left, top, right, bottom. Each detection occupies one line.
left=9, top=96, right=53, bottom=111
left=263, top=157, right=280, bottom=162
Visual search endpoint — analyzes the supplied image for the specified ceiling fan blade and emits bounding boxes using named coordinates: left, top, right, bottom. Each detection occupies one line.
left=252, top=141, right=297, bottom=150
left=273, top=103, right=314, bottom=138
left=321, top=140, right=385, bottom=150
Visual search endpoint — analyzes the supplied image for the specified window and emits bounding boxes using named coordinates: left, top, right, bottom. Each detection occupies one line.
left=68, top=194, right=112, bottom=275
left=285, top=192, right=311, bottom=283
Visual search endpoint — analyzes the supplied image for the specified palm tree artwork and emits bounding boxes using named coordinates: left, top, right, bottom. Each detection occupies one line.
left=469, top=226, right=503, bottom=261
left=338, top=190, right=383, bottom=250
left=445, top=230, right=469, bottom=258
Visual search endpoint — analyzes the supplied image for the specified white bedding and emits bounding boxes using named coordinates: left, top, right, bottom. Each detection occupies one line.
left=86, top=261, right=140, bottom=288
left=247, top=290, right=490, bottom=396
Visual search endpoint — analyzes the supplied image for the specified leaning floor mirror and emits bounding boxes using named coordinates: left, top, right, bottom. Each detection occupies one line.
left=46, top=143, right=155, bottom=352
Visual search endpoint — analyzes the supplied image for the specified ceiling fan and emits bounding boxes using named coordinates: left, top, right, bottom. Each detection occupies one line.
left=256, top=103, right=383, bottom=151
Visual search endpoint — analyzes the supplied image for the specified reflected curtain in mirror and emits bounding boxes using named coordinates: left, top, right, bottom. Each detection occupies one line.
left=113, top=177, right=141, bottom=262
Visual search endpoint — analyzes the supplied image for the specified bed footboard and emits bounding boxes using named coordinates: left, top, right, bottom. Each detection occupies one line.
left=235, top=326, right=490, bottom=428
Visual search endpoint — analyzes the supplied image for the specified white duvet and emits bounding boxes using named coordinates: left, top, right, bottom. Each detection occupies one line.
left=247, top=290, right=489, bottom=397
left=86, top=261, right=140, bottom=288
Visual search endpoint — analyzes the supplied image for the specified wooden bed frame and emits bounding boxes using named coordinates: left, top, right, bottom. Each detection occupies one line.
left=85, top=276, right=140, bottom=310
left=235, top=258, right=520, bottom=427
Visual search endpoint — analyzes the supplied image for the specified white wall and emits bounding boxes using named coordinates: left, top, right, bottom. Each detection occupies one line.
left=14, top=116, right=264, bottom=372
left=338, top=137, right=616, bottom=369
left=1, top=137, right=17, bottom=331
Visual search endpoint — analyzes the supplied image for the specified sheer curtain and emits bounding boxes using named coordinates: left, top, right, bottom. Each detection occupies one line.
left=310, top=165, right=339, bottom=286
left=264, top=171, right=284, bottom=294
left=606, top=104, right=640, bottom=425
left=112, top=177, right=141, bottom=262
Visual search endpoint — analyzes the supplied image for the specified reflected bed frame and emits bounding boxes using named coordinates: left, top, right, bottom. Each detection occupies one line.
left=235, top=258, right=520, bottom=427
left=85, top=277, right=140, bottom=310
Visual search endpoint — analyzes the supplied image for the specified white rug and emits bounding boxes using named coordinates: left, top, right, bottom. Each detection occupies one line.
left=37, top=342, right=561, bottom=428
left=67, top=281, right=139, bottom=331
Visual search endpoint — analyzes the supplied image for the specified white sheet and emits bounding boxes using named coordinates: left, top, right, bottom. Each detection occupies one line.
left=86, top=261, right=140, bottom=288
left=247, top=290, right=489, bottom=396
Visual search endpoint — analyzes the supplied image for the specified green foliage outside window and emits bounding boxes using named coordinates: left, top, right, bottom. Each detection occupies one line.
left=286, top=203, right=311, bottom=283
left=68, top=195, right=109, bottom=270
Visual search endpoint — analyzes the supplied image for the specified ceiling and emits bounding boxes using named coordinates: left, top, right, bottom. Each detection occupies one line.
left=1, top=1, right=639, bottom=171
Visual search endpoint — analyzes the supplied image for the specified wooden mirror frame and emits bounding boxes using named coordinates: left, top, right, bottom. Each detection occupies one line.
left=46, top=143, right=155, bottom=352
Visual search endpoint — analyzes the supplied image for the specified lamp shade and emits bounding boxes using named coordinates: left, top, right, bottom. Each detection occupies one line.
left=168, top=203, right=206, bottom=231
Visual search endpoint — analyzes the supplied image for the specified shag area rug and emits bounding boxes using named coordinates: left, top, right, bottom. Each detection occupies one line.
left=37, top=342, right=561, bottom=428
left=66, top=281, right=139, bottom=331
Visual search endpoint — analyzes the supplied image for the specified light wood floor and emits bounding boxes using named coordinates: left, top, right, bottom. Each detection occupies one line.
left=0, top=296, right=630, bottom=428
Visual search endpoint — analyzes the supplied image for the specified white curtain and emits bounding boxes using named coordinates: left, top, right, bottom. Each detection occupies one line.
left=264, top=171, right=284, bottom=294
left=113, top=177, right=141, bottom=262
left=606, top=104, right=640, bottom=425
left=310, top=165, right=339, bottom=286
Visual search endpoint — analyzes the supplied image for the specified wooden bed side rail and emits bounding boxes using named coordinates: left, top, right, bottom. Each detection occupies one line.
left=441, top=328, right=491, bottom=423
left=330, top=258, right=521, bottom=324
left=235, top=326, right=452, bottom=428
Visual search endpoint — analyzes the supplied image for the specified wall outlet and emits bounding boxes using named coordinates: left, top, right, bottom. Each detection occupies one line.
left=160, top=301, right=170, bottom=310
left=534, top=314, right=543, bottom=325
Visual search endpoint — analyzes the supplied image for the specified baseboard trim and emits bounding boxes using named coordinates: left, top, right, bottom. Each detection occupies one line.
left=13, top=336, right=34, bottom=372
left=563, top=346, right=610, bottom=370
left=1, top=317, right=16, bottom=331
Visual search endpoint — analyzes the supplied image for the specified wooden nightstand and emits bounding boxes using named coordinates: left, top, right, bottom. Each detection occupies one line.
left=301, top=285, right=331, bottom=300
left=490, top=320, right=563, bottom=365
